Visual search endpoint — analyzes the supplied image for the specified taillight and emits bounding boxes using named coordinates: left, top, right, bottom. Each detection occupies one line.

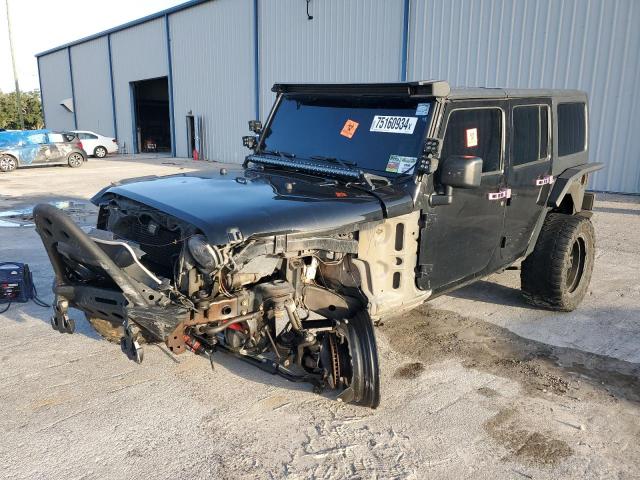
left=77, top=141, right=83, bottom=150
left=112, top=138, right=117, bottom=143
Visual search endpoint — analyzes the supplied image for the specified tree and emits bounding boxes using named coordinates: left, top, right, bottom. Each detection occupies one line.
left=0, top=90, right=44, bottom=130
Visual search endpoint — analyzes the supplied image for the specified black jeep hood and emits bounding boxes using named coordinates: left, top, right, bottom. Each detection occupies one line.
left=92, top=168, right=413, bottom=245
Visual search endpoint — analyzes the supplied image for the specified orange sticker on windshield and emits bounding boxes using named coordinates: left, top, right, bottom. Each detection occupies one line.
left=340, top=119, right=359, bottom=139
left=466, top=128, right=478, bottom=147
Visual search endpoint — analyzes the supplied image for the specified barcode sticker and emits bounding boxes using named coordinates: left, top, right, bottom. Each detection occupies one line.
left=370, top=116, right=418, bottom=134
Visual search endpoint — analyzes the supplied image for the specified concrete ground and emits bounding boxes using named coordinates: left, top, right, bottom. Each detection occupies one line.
left=0, top=156, right=638, bottom=479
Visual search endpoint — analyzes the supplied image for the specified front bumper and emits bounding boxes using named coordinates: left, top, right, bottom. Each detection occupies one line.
left=33, top=203, right=187, bottom=341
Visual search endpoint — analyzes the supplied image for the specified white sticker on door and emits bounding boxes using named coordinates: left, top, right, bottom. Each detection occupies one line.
left=370, top=116, right=418, bottom=134
left=466, top=128, right=478, bottom=147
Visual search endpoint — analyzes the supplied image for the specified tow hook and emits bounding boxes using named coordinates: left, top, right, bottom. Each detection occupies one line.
left=121, top=321, right=144, bottom=364
left=50, top=298, right=75, bottom=334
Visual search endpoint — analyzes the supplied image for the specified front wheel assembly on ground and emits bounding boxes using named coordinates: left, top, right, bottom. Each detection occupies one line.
left=319, top=310, right=380, bottom=408
left=521, top=213, right=595, bottom=311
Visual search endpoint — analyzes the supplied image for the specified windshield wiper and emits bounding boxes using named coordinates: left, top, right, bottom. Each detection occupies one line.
left=309, top=155, right=357, bottom=169
left=310, top=156, right=396, bottom=189
left=261, top=149, right=296, bottom=159
left=310, top=156, right=398, bottom=188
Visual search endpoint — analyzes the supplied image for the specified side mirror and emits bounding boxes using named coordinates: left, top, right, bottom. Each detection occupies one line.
left=430, top=156, right=483, bottom=206
left=248, top=120, right=262, bottom=134
left=440, top=155, right=482, bottom=188
left=242, top=135, right=257, bottom=150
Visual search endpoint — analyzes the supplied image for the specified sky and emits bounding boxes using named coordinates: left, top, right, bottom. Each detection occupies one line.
left=0, top=0, right=184, bottom=93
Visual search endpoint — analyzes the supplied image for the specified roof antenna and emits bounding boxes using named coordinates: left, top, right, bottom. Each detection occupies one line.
left=306, top=0, right=313, bottom=20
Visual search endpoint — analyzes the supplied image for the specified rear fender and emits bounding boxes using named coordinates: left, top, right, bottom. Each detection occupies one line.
left=524, top=162, right=603, bottom=257
left=547, top=162, right=604, bottom=213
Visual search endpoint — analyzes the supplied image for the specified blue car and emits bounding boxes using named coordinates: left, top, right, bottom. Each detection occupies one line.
left=0, top=130, right=87, bottom=173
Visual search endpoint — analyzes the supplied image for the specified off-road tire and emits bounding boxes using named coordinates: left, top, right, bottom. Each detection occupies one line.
left=0, top=154, right=18, bottom=172
left=85, top=315, right=150, bottom=344
left=94, top=146, right=107, bottom=158
left=521, top=213, right=595, bottom=311
left=67, top=152, right=84, bottom=168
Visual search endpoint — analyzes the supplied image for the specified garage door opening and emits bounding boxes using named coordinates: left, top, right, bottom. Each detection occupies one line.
left=132, top=77, right=171, bottom=153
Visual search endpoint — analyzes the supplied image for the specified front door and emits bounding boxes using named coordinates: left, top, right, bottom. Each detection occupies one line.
left=418, top=101, right=508, bottom=293
left=502, top=100, right=552, bottom=263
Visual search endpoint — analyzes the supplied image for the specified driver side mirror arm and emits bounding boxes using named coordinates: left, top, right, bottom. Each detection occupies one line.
left=429, top=185, right=453, bottom=206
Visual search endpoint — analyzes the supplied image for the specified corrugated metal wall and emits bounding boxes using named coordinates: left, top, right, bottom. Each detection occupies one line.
left=69, top=37, right=115, bottom=137
left=38, top=49, right=75, bottom=131
left=170, top=0, right=255, bottom=162
left=109, top=18, right=168, bottom=154
left=37, top=0, right=640, bottom=193
left=409, top=0, right=640, bottom=193
left=258, top=0, right=405, bottom=117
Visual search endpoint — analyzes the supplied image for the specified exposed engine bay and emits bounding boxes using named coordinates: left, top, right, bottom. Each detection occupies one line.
left=35, top=195, right=382, bottom=407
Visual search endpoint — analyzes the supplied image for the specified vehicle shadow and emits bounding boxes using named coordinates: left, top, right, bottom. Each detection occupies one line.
left=446, top=279, right=541, bottom=309
left=197, top=348, right=324, bottom=398
left=593, top=206, right=640, bottom=216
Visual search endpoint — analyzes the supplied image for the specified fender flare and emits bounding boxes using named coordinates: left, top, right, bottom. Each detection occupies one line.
left=547, top=162, right=604, bottom=211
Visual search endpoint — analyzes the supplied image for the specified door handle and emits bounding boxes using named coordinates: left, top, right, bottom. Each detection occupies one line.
left=488, top=188, right=511, bottom=200
left=535, top=175, right=555, bottom=186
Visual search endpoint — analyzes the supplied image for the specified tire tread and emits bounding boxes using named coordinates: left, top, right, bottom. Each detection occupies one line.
left=521, top=213, right=595, bottom=311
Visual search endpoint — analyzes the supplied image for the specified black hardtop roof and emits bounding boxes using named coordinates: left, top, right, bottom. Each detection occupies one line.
left=272, top=81, right=586, bottom=101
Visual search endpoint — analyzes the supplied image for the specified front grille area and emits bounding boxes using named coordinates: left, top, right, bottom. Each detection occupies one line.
left=111, top=214, right=183, bottom=270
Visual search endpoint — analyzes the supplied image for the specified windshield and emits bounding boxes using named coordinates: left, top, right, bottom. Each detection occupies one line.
left=260, top=95, right=433, bottom=176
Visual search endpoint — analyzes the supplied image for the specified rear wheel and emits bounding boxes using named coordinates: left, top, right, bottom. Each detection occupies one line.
left=94, top=146, right=107, bottom=158
left=0, top=154, right=17, bottom=172
left=521, top=213, right=595, bottom=311
left=68, top=152, right=84, bottom=168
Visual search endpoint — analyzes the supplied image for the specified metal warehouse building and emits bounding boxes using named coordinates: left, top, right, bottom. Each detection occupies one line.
left=37, top=0, right=640, bottom=194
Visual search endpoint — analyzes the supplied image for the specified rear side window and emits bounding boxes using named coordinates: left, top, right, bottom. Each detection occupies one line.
left=512, top=105, right=549, bottom=166
left=26, top=133, right=46, bottom=144
left=48, top=133, right=75, bottom=143
left=557, top=103, right=586, bottom=156
left=441, top=108, right=502, bottom=173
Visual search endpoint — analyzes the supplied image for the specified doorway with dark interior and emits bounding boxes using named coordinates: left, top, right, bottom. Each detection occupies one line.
left=186, top=114, right=196, bottom=158
left=131, top=77, right=171, bottom=154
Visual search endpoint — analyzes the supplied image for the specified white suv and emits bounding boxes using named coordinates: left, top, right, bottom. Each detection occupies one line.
left=72, top=130, right=118, bottom=158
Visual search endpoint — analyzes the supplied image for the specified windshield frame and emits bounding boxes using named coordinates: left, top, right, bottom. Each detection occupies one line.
left=253, top=92, right=436, bottom=180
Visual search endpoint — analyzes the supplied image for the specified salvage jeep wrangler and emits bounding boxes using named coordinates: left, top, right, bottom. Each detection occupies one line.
left=35, top=81, right=602, bottom=408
